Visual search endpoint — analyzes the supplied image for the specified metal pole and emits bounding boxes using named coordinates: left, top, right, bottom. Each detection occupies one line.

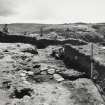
left=90, top=43, right=93, bottom=79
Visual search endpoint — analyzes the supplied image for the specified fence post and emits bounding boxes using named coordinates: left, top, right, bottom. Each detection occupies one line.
left=90, top=43, right=94, bottom=79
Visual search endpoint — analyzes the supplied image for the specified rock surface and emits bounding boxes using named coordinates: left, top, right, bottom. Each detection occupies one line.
left=0, top=43, right=104, bottom=105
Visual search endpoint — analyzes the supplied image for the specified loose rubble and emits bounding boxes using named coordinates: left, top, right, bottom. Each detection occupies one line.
left=0, top=43, right=104, bottom=105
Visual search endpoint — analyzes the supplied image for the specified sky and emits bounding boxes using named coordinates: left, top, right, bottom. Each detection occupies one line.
left=0, top=0, right=105, bottom=24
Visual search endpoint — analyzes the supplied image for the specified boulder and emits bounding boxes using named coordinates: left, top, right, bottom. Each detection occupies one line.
left=23, top=95, right=30, bottom=103
left=40, top=64, right=48, bottom=71
left=11, top=99, right=21, bottom=105
left=20, top=72, right=26, bottom=77
left=32, top=75, right=53, bottom=82
left=47, top=68, right=55, bottom=75
left=33, top=68, right=41, bottom=75
left=27, top=71, right=34, bottom=75
left=40, top=71, right=47, bottom=75
left=53, top=74, right=64, bottom=82
left=24, top=66, right=41, bottom=74
left=59, top=69, right=86, bottom=80
left=21, top=44, right=38, bottom=55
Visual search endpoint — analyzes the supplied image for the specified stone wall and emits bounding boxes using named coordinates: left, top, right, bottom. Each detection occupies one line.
left=63, top=44, right=105, bottom=83
left=64, top=44, right=91, bottom=77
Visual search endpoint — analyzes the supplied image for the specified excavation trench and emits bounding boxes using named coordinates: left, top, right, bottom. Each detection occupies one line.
left=33, top=45, right=105, bottom=103
left=0, top=31, right=87, bottom=49
left=0, top=32, right=91, bottom=79
left=0, top=33, right=104, bottom=104
left=34, top=45, right=89, bottom=82
left=0, top=32, right=90, bottom=83
left=0, top=32, right=92, bottom=81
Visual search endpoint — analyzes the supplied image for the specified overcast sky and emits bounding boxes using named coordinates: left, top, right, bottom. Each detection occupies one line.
left=0, top=0, right=105, bottom=24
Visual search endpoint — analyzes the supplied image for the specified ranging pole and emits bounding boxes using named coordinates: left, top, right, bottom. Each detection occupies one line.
left=90, top=43, right=94, bottom=79
left=40, top=26, right=43, bottom=37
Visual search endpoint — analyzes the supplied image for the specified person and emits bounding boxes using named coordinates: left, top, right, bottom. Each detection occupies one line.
left=2, top=24, right=9, bottom=34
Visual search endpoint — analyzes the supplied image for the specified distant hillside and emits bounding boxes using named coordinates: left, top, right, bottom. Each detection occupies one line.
left=44, top=23, right=105, bottom=42
left=0, top=23, right=105, bottom=42
left=0, top=23, right=52, bottom=35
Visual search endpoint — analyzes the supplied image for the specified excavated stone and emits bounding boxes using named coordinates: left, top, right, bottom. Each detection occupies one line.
left=40, top=71, right=47, bottom=75
left=32, top=75, right=53, bottom=82
left=47, top=68, right=55, bottom=74
left=27, top=71, right=34, bottom=76
left=53, top=74, right=64, bottom=82
left=59, top=69, right=86, bottom=79
left=20, top=44, right=38, bottom=55
left=40, top=64, right=48, bottom=71
left=20, top=73, right=26, bottom=77
left=33, top=68, right=41, bottom=75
